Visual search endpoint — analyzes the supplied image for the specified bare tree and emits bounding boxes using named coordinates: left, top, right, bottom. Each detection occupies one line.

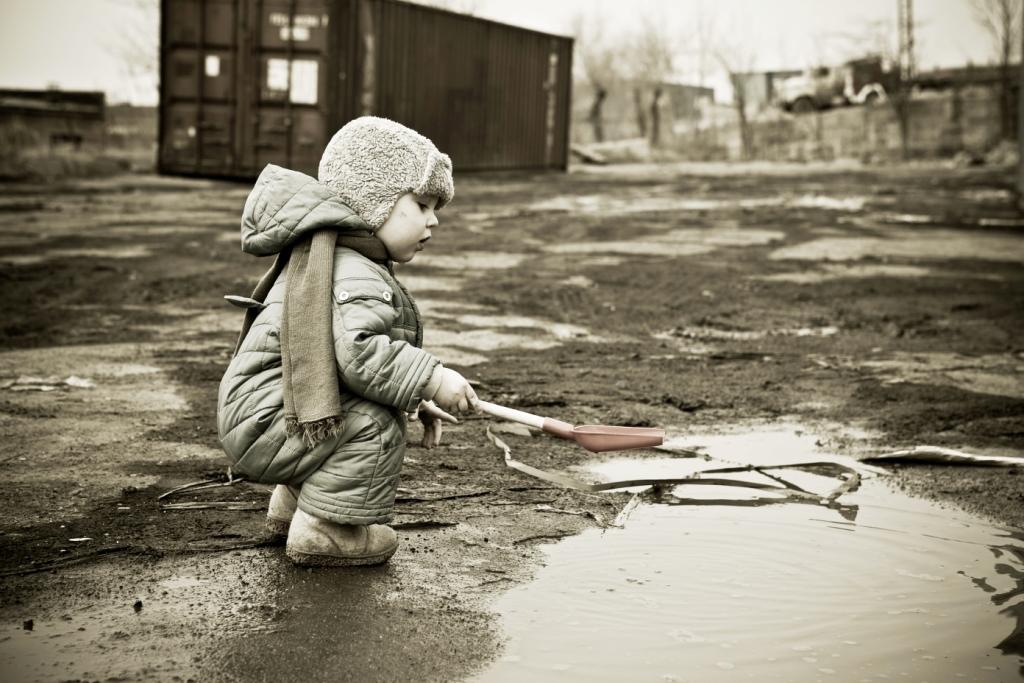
left=714, top=31, right=757, bottom=160
left=719, top=62, right=754, bottom=160
left=831, top=16, right=915, bottom=160
left=623, top=13, right=676, bottom=147
left=570, top=13, right=622, bottom=143
left=971, top=0, right=1022, bottom=139
left=106, top=0, right=160, bottom=104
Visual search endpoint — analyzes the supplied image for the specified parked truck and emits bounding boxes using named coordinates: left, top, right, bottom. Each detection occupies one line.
left=776, top=57, right=893, bottom=113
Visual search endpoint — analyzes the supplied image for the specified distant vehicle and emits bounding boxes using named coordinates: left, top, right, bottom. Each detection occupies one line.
left=777, top=57, right=892, bottom=113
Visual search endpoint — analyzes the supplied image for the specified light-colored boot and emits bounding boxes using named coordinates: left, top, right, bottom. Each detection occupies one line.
left=285, top=508, right=398, bottom=567
left=266, top=485, right=300, bottom=537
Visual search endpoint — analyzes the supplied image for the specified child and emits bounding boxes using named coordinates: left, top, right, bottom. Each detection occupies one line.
left=217, top=117, right=479, bottom=567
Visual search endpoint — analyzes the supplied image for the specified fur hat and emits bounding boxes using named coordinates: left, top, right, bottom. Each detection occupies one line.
left=318, top=116, right=454, bottom=230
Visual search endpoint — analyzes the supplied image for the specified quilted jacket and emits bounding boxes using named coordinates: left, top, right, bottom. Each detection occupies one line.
left=217, top=165, right=440, bottom=522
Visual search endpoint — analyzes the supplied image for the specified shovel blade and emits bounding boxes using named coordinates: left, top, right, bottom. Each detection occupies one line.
left=572, top=426, right=665, bottom=453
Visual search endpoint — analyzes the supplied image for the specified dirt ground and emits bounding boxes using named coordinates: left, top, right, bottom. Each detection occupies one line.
left=1, top=161, right=1022, bottom=681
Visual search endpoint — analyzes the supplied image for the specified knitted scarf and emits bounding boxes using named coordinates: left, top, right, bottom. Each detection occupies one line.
left=234, top=229, right=391, bottom=447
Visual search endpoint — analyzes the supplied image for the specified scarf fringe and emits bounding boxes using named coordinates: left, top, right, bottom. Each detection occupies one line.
left=286, top=416, right=345, bottom=448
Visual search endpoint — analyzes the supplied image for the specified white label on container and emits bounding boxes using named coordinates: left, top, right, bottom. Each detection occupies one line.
left=293, top=14, right=321, bottom=27
left=290, top=59, right=318, bottom=104
left=270, top=12, right=321, bottom=27
left=279, top=26, right=310, bottom=41
left=267, top=58, right=289, bottom=91
left=204, top=55, right=220, bottom=77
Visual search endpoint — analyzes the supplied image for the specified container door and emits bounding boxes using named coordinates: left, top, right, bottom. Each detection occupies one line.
left=243, top=0, right=331, bottom=175
left=161, top=0, right=238, bottom=174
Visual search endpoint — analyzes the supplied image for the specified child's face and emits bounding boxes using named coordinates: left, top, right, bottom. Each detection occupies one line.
left=376, top=192, right=439, bottom=263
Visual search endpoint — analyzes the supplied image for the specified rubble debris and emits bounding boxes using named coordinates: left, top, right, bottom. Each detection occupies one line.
left=392, top=520, right=459, bottom=530
left=861, top=446, right=1022, bottom=467
left=513, top=531, right=574, bottom=545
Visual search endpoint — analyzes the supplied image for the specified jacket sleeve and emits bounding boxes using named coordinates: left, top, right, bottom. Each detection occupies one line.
left=331, top=276, right=440, bottom=411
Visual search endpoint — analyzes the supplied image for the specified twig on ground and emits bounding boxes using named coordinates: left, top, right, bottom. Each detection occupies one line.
left=184, top=538, right=279, bottom=552
left=612, top=492, right=643, bottom=527
left=474, top=576, right=514, bottom=588
left=157, top=470, right=247, bottom=501
left=0, top=546, right=139, bottom=577
left=513, top=531, right=574, bottom=545
left=395, top=490, right=492, bottom=503
left=392, top=520, right=458, bottom=530
left=534, top=504, right=608, bottom=527
left=160, top=502, right=266, bottom=511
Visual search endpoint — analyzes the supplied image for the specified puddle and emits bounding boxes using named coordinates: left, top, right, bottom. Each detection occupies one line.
left=771, top=229, right=1024, bottom=263
left=452, top=315, right=595, bottom=340
left=0, top=554, right=282, bottom=682
left=413, top=252, right=528, bottom=270
left=395, top=274, right=465, bottom=292
left=424, top=329, right=561, bottom=353
left=961, top=189, right=1015, bottom=202
left=529, top=194, right=867, bottom=215
left=754, top=263, right=1006, bottom=284
left=0, top=246, right=153, bottom=265
left=546, top=227, right=784, bottom=257
left=560, top=275, right=595, bottom=288
left=417, top=299, right=608, bottom=366
left=659, top=325, right=839, bottom=342
left=820, top=352, right=1024, bottom=400
left=757, top=264, right=931, bottom=283
left=415, top=300, right=489, bottom=316
left=476, top=424, right=1024, bottom=682
left=547, top=241, right=716, bottom=257
left=868, top=211, right=1024, bottom=228
left=574, top=255, right=626, bottom=268
left=789, top=195, right=866, bottom=211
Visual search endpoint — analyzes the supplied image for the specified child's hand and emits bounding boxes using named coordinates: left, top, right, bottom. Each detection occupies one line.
left=431, top=368, right=480, bottom=415
left=417, top=400, right=457, bottom=449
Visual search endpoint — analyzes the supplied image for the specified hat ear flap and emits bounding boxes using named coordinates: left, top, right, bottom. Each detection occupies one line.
left=414, top=150, right=454, bottom=210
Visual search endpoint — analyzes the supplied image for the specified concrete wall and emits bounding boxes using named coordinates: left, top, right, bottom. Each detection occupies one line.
left=573, top=84, right=1014, bottom=162
left=690, top=86, right=1012, bottom=162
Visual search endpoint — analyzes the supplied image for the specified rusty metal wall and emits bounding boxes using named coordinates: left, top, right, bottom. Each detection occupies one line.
left=360, top=0, right=573, bottom=170
left=158, top=0, right=572, bottom=177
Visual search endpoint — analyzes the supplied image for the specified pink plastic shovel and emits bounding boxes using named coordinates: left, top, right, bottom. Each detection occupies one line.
left=478, top=401, right=664, bottom=453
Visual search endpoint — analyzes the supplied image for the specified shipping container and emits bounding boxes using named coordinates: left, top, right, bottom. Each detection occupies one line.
left=158, top=0, right=573, bottom=178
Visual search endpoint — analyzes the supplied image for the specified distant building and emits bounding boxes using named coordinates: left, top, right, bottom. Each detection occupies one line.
left=0, top=89, right=106, bottom=150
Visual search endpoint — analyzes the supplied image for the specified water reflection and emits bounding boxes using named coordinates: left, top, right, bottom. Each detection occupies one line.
left=476, top=473, right=1024, bottom=682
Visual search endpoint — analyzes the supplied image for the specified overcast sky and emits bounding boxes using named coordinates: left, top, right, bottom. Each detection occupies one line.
left=0, top=0, right=1004, bottom=105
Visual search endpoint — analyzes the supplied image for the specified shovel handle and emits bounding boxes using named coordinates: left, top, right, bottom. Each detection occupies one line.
left=477, top=401, right=576, bottom=441
left=477, top=401, right=544, bottom=429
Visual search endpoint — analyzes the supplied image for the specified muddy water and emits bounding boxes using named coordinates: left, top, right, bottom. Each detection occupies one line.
left=0, top=552, right=284, bottom=682
left=476, top=428, right=1024, bottom=682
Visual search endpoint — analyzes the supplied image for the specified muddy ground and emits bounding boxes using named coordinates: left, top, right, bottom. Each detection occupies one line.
left=0, top=161, right=1022, bottom=681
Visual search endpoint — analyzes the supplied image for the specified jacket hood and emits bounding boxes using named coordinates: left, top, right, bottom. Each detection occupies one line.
left=240, top=164, right=373, bottom=257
